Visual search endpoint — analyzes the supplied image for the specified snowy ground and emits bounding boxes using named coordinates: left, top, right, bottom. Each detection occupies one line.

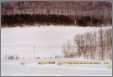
left=1, top=61, right=112, bottom=76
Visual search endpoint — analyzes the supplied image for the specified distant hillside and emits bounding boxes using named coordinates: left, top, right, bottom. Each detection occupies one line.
left=1, top=1, right=112, bottom=27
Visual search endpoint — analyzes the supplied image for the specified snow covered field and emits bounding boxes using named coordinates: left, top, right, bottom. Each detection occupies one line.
left=1, top=25, right=112, bottom=76
left=1, top=62, right=112, bottom=76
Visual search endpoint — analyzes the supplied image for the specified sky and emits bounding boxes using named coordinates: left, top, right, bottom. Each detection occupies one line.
left=1, top=25, right=99, bottom=58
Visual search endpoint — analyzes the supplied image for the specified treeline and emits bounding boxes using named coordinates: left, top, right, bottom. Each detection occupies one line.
left=63, top=27, right=112, bottom=61
left=2, top=1, right=112, bottom=16
left=1, top=14, right=74, bottom=27
left=1, top=14, right=112, bottom=27
left=1, top=1, right=112, bottom=27
left=76, top=16, right=112, bottom=26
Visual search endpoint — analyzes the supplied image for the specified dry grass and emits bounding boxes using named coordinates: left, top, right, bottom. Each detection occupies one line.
left=38, top=58, right=101, bottom=64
